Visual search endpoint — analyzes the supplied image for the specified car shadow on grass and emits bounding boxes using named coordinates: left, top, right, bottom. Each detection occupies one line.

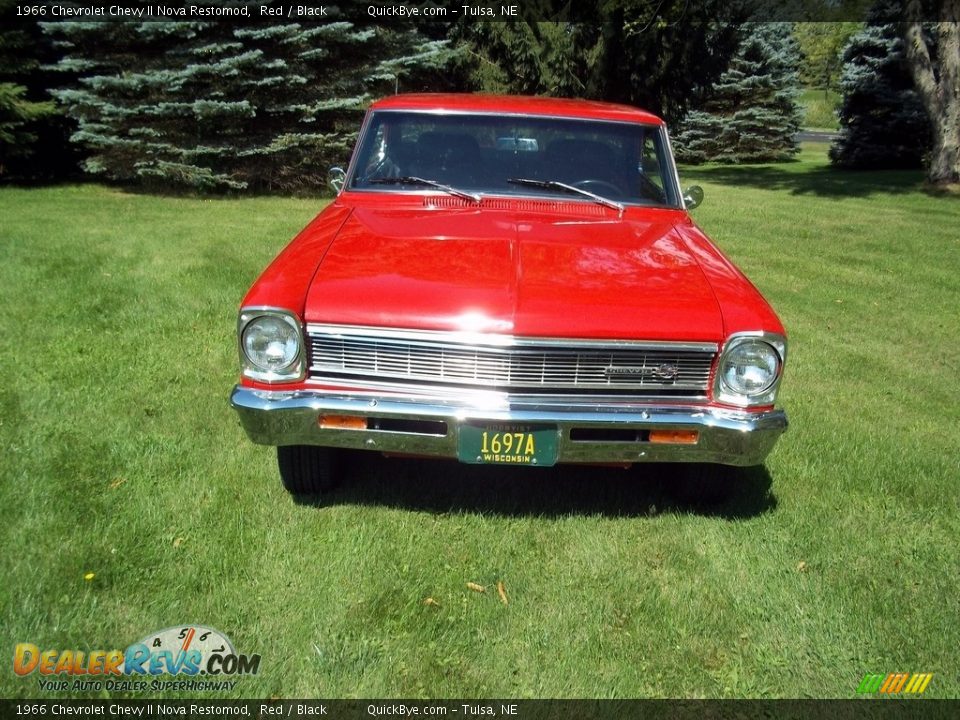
left=682, top=163, right=925, bottom=199
left=296, top=451, right=777, bottom=520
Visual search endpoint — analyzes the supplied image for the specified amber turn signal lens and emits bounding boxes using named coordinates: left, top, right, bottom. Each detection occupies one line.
left=318, top=415, right=368, bottom=430
left=648, top=429, right=699, bottom=445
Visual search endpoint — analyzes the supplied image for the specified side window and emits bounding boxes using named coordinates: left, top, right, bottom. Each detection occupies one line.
left=640, top=135, right=664, bottom=193
left=359, top=124, right=394, bottom=181
left=633, top=133, right=670, bottom=204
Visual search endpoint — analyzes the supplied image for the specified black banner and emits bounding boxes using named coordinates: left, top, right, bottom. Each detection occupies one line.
left=6, top=0, right=959, bottom=24
left=2, top=700, right=959, bottom=720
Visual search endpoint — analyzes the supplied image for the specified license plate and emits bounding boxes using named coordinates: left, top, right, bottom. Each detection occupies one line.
left=458, top=424, right=558, bottom=467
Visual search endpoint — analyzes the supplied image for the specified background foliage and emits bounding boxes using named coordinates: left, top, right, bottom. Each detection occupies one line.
left=44, top=21, right=458, bottom=193
left=829, top=1, right=932, bottom=169
left=794, top=21, right=862, bottom=91
left=0, top=0, right=77, bottom=180
left=459, top=3, right=746, bottom=124
left=0, top=7, right=951, bottom=191
left=674, top=23, right=803, bottom=164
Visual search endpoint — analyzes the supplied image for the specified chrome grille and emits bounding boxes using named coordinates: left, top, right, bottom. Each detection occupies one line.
left=307, top=325, right=716, bottom=397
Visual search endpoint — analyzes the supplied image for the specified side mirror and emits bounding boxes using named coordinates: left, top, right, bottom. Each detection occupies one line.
left=328, top=166, right=346, bottom=194
left=683, top=185, right=704, bottom=210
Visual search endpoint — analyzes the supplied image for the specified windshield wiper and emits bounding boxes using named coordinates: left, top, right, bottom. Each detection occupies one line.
left=368, top=176, right=480, bottom=203
left=507, top=178, right=624, bottom=216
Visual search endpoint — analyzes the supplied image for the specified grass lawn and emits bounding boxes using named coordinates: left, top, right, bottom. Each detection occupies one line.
left=2, top=145, right=958, bottom=699
left=799, top=87, right=841, bottom=131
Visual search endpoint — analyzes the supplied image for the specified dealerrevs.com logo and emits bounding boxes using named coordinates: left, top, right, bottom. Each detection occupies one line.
left=14, top=625, right=260, bottom=692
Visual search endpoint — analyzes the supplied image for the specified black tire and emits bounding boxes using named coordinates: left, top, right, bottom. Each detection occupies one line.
left=673, top=463, right=737, bottom=506
left=277, top=445, right=338, bottom=495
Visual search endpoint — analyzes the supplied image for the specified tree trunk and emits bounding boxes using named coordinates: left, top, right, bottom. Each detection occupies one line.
left=903, top=5, right=960, bottom=185
left=593, top=9, right=627, bottom=104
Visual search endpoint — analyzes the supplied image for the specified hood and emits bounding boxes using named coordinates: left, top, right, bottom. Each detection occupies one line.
left=303, top=203, right=723, bottom=341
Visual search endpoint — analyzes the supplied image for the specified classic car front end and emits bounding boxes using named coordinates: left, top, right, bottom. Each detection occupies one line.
left=231, top=94, right=788, bottom=499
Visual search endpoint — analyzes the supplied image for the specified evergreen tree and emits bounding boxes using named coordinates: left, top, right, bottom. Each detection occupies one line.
left=44, top=21, right=457, bottom=193
left=674, top=23, right=803, bottom=164
left=0, top=0, right=70, bottom=180
left=454, top=22, right=581, bottom=97
left=829, top=1, right=932, bottom=169
left=458, top=2, right=744, bottom=124
left=0, top=84, right=56, bottom=177
left=575, top=2, right=745, bottom=124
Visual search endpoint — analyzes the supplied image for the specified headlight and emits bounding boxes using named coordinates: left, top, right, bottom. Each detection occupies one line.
left=715, top=334, right=785, bottom=407
left=238, top=309, right=304, bottom=383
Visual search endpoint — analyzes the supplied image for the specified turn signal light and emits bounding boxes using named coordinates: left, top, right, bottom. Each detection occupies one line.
left=318, top=415, right=368, bottom=430
left=649, top=429, right=699, bottom=445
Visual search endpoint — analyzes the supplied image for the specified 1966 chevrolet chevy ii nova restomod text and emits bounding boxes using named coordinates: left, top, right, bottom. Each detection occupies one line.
left=231, top=94, right=788, bottom=501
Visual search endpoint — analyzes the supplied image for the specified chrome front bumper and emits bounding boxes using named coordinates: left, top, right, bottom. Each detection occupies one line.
left=230, top=386, right=787, bottom=466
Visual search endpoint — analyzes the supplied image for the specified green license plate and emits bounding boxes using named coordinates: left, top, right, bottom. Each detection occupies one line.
left=458, top=424, right=558, bottom=467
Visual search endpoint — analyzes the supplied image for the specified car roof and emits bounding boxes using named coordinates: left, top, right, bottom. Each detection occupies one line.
left=370, top=94, right=665, bottom=126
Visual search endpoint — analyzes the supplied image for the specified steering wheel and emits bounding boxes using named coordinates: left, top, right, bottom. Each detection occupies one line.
left=572, top=179, right=624, bottom=197
left=364, top=155, right=401, bottom=181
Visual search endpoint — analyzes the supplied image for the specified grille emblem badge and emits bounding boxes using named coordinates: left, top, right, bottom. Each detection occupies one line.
left=605, top=363, right=680, bottom=382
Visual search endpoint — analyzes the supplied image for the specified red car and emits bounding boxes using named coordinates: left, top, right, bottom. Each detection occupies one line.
left=231, top=94, right=788, bottom=501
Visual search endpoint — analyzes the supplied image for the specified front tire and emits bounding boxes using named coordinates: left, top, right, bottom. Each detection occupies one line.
left=277, top=445, right=338, bottom=495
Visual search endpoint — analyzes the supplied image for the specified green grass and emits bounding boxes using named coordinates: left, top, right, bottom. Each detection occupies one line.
left=2, top=147, right=959, bottom=700
left=799, top=87, right=841, bottom=131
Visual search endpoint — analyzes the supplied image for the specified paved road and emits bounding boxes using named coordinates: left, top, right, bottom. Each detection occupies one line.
left=797, top=130, right=839, bottom=143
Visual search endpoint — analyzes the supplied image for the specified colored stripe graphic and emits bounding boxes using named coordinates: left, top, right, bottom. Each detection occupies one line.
left=860, top=672, right=932, bottom=695
left=857, top=673, right=885, bottom=693
left=881, top=673, right=909, bottom=693
left=909, top=673, right=933, bottom=694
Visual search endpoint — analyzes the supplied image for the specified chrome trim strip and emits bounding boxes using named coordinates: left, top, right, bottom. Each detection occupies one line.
left=305, top=324, right=718, bottom=353
left=231, top=386, right=787, bottom=467
left=663, top=125, right=688, bottom=211
left=302, top=377, right=709, bottom=404
left=342, top=109, right=373, bottom=195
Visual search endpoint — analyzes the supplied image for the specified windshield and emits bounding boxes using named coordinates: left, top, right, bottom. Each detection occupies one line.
left=348, top=110, right=682, bottom=208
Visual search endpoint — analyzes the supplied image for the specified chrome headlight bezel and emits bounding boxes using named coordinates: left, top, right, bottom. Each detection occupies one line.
left=714, top=332, right=786, bottom=407
left=238, top=307, right=305, bottom=384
